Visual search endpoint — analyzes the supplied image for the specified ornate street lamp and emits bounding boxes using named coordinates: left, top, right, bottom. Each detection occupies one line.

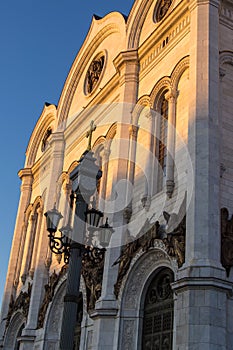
left=44, top=121, right=113, bottom=350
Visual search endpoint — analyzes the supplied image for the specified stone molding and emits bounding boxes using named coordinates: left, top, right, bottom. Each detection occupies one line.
left=3, top=311, right=25, bottom=349
left=57, top=15, right=126, bottom=128
left=26, top=104, right=57, bottom=167
left=118, top=248, right=176, bottom=349
left=140, top=15, right=190, bottom=75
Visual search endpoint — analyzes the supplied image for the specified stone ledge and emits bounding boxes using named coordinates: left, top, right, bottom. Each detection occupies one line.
left=172, top=276, right=233, bottom=295
left=90, top=308, right=118, bottom=319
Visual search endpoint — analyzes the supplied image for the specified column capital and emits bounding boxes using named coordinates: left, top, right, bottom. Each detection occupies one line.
left=129, top=124, right=139, bottom=139
left=113, top=50, right=139, bottom=74
left=165, top=89, right=178, bottom=102
left=18, top=168, right=33, bottom=180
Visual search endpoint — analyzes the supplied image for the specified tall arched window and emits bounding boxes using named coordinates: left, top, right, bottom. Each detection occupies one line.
left=157, top=96, right=169, bottom=191
left=142, top=268, right=174, bottom=350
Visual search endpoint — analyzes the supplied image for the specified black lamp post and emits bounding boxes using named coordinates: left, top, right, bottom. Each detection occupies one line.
left=44, top=133, right=113, bottom=350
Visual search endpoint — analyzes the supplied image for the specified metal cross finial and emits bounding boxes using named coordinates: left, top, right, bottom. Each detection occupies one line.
left=86, top=120, right=96, bottom=151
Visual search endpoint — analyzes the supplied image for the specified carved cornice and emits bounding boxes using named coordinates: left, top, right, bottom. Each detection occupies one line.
left=139, top=13, right=190, bottom=77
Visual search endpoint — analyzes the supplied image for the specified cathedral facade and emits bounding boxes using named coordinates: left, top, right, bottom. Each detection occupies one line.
left=1, top=0, right=233, bottom=349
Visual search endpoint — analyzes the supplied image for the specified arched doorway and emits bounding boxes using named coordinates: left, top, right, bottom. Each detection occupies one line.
left=142, top=268, right=174, bottom=350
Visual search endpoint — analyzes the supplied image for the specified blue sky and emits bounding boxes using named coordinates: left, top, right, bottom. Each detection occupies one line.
left=0, top=0, right=134, bottom=307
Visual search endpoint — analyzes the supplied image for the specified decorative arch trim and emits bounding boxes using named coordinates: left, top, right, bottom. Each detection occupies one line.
left=170, top=56, right=190, bottom=89
left=57, top=14, right=126, bottom=128
left=26, top=105, right=57, bottom=167
left=127, top=0, right=155, bottom=49
left=150, top=77, right=171, bottom=111
left=3, top=311, right=25, bottom=349
left=118, top=248, right=176, bottom=349
left=220, top=50, right=233, bottom=66
left=67, top=161, right=79, bottom=174
left=131, top=95, right=151, bottom=125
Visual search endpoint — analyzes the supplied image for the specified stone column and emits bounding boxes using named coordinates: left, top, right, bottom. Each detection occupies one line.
left=91, top=51, right=139, bottom=350
left=142, top=110, right=155, bottom=210
left=20, top=213, right=36, bottom=284
left=165, top=89, right=177, bottom=198
left=99, top=140, right=111, bottom=213
left=29, top=206, right=43, bottom=278
left=0, top=169, right=32, bottom=341
left=125, top=124, right=139, bottom=217
left=19, top=132, right=65, bottom=349
left=172, top=0, right=230, bottom=349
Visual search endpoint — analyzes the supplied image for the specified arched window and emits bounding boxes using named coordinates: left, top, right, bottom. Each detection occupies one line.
left=157, top=95, right=168, bottom=191
left=142, top=268, right=174, bottom=350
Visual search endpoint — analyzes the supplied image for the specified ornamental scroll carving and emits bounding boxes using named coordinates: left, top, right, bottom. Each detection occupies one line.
left=6, top=283, right=32, bottom=328
left=85, top=55, right=105, bottom=94
left=114, top=198, right=186, bottom=298
left=221, top=207, right=233, bottom=276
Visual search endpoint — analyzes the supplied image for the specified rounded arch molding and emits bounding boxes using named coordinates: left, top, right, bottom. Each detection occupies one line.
left=57, top=16, right=126, bottom=129
left=131, top=95, right=151, bottom=126
left=26, top=105, right=57, bottom=168
left=127, top=0, right=155, bottom=49
left=3, top=311, right=25, bottom=349
left=220, top=50, right=233, bottom=67
left=150, top=56, right=189, bottom=110
left=118, top=248, right=176, bottom=349
left=92, top=122, right=117, bottom=149
left=43, top=274, right=87, bottom=348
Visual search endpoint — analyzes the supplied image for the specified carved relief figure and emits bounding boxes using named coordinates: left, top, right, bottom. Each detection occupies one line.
left=221, top=207, right=233, bottom=276
left=81, top=246, right=105, bottom=311
left=113, top=195, right=186, bottom=297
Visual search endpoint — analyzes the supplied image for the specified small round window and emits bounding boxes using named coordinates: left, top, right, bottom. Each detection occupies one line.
left=154, top=0, right=172, bottom=22
left=84, top=54, right=105, bottom=95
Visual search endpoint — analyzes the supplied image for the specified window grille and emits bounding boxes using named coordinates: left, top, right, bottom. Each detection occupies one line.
left=142, top=268, right=174, bottom=350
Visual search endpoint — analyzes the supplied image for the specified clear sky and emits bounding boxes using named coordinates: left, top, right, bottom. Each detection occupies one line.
left=0, top=0, right=134, bottom=308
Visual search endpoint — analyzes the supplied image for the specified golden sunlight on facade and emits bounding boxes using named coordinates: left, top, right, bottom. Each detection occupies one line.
left=1, top=0, right=233, bottom=349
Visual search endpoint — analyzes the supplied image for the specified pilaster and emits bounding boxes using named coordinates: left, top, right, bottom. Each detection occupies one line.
left=174, top=0, right=228, bottom=348
left=21, top=132, right=65, bottom=340
left=165, top=89, right=177, bottom=198
left=0, top=168, right=33, bottom=340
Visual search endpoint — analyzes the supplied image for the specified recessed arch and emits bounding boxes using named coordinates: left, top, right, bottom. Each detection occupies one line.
left=150, top=77, right=171, bottom=111
left=170, top=56, right=190, bottom=90
left=118, top=248, right=176, bottom=349
left=131, top=95, right=151, bottom=126
left=25, top=104, right=57, bottom=167
left=3, top=311, right=25, bottom=350
left=43, top=274, right=87, bottom=350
